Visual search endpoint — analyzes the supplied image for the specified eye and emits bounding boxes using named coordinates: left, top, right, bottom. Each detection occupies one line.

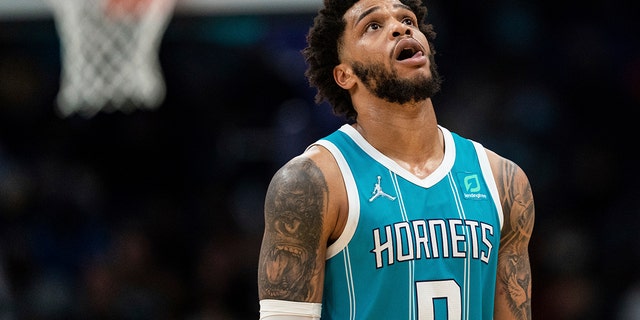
left=366, top=22, right=382, bottom=32
left=274, top=214, right=302, bottom=235
left=402, top=17, right=415, bottom=26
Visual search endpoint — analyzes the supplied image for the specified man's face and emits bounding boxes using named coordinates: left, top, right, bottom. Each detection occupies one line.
left=339, top=0, right=441, bottom=103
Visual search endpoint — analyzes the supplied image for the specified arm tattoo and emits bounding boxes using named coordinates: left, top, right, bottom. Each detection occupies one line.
left=258, top=158, right=328, bottom=301
left=497, top=160, right=535, bottom=319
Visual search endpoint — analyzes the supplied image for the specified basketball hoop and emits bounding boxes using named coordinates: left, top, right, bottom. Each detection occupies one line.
left=47, top=0, right=176, bottom=118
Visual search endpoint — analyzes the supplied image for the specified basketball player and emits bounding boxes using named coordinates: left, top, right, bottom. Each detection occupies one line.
left=258, top=0, right=535, bottom=319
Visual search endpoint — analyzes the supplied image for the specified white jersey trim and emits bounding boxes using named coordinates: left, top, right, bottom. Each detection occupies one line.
left=309, top=139, right=361, bottom=259
left=338, top=124, right=456, bottom=188
left=473, top=141, right=504, bottom=230
left=259, top=299, right=322, bottom=319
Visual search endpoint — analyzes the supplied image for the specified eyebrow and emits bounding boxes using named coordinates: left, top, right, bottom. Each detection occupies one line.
left=355, top=3, right=414, bottom=27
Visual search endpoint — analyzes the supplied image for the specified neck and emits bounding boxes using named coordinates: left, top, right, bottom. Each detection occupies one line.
left=352, top=98, right=444, bottom=179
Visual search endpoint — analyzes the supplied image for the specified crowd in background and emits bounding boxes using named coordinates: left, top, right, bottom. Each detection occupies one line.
left=0, top=1, right=638, bottom=319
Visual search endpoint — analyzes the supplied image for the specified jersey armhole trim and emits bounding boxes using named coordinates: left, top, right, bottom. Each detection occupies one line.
left=309, top=139, right=360, bottom=259
left=473, top=142, right=504, bottom=230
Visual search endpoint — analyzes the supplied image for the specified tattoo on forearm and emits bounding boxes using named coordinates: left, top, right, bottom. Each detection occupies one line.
left=258, top=158, right=328, bottom=301
left=497, top=160, right=534, bottom=319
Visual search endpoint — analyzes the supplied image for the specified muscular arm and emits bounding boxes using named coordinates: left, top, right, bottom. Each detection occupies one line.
left=258, top=156, right=330, bottom=303
left=490, top=152, right=535, bottom=320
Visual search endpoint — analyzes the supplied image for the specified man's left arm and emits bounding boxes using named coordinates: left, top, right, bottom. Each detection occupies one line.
left=490, top=152, right=535, bottom=320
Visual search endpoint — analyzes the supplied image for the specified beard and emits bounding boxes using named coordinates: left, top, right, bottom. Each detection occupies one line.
left=352, top=53, right=442, bottom=104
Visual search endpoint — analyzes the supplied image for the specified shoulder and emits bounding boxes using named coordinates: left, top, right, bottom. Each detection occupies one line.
left=484, top=149, right=533, bottom=211
left=265, top=150, right=331, bottom=218
left=449, top=130, right=533, bottom=211
left=483, top=148, right=535, bottom=241
left=267, top=146, right=347, bottom=239
left=269, top=145, right=342, bottom=190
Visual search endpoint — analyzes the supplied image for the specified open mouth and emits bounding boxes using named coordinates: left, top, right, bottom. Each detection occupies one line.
left=394, top=39, right=424, bottom=61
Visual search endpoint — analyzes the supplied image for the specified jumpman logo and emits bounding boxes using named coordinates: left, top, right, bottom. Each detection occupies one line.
left=369, top=176, right=396, bottom=202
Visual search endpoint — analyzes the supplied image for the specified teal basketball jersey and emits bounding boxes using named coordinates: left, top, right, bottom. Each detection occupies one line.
left=310, top=124, right=504, bottom=320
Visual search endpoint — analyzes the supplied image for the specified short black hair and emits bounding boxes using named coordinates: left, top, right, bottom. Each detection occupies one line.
left=302, top=0, right=437, bottom=121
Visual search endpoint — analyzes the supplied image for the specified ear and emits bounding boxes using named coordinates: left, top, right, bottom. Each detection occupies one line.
left=333, top=63, right=356, bottom=90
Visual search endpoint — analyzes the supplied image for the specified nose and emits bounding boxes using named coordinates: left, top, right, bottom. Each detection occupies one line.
left=391, top=21, right=412, bottom=38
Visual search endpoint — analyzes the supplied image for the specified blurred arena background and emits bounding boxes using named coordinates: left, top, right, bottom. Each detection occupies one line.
left=0, top=0, right=638, bottom=319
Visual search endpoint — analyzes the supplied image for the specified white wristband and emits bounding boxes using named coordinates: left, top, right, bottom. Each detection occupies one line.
left=259, top=299, right=322, bottom=319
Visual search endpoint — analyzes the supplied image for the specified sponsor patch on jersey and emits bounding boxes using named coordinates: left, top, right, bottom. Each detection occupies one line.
left=456, top=172, right=488, bottom=201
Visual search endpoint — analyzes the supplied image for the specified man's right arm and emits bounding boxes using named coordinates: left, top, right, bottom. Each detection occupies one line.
left=258, top=156, right=330, bottom=305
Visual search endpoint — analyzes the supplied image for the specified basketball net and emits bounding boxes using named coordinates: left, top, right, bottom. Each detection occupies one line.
left=47, top=0, right=176, bottom=118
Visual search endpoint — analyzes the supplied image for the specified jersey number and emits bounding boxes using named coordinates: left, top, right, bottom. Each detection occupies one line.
left=416, top=280, right=461, bottom=320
